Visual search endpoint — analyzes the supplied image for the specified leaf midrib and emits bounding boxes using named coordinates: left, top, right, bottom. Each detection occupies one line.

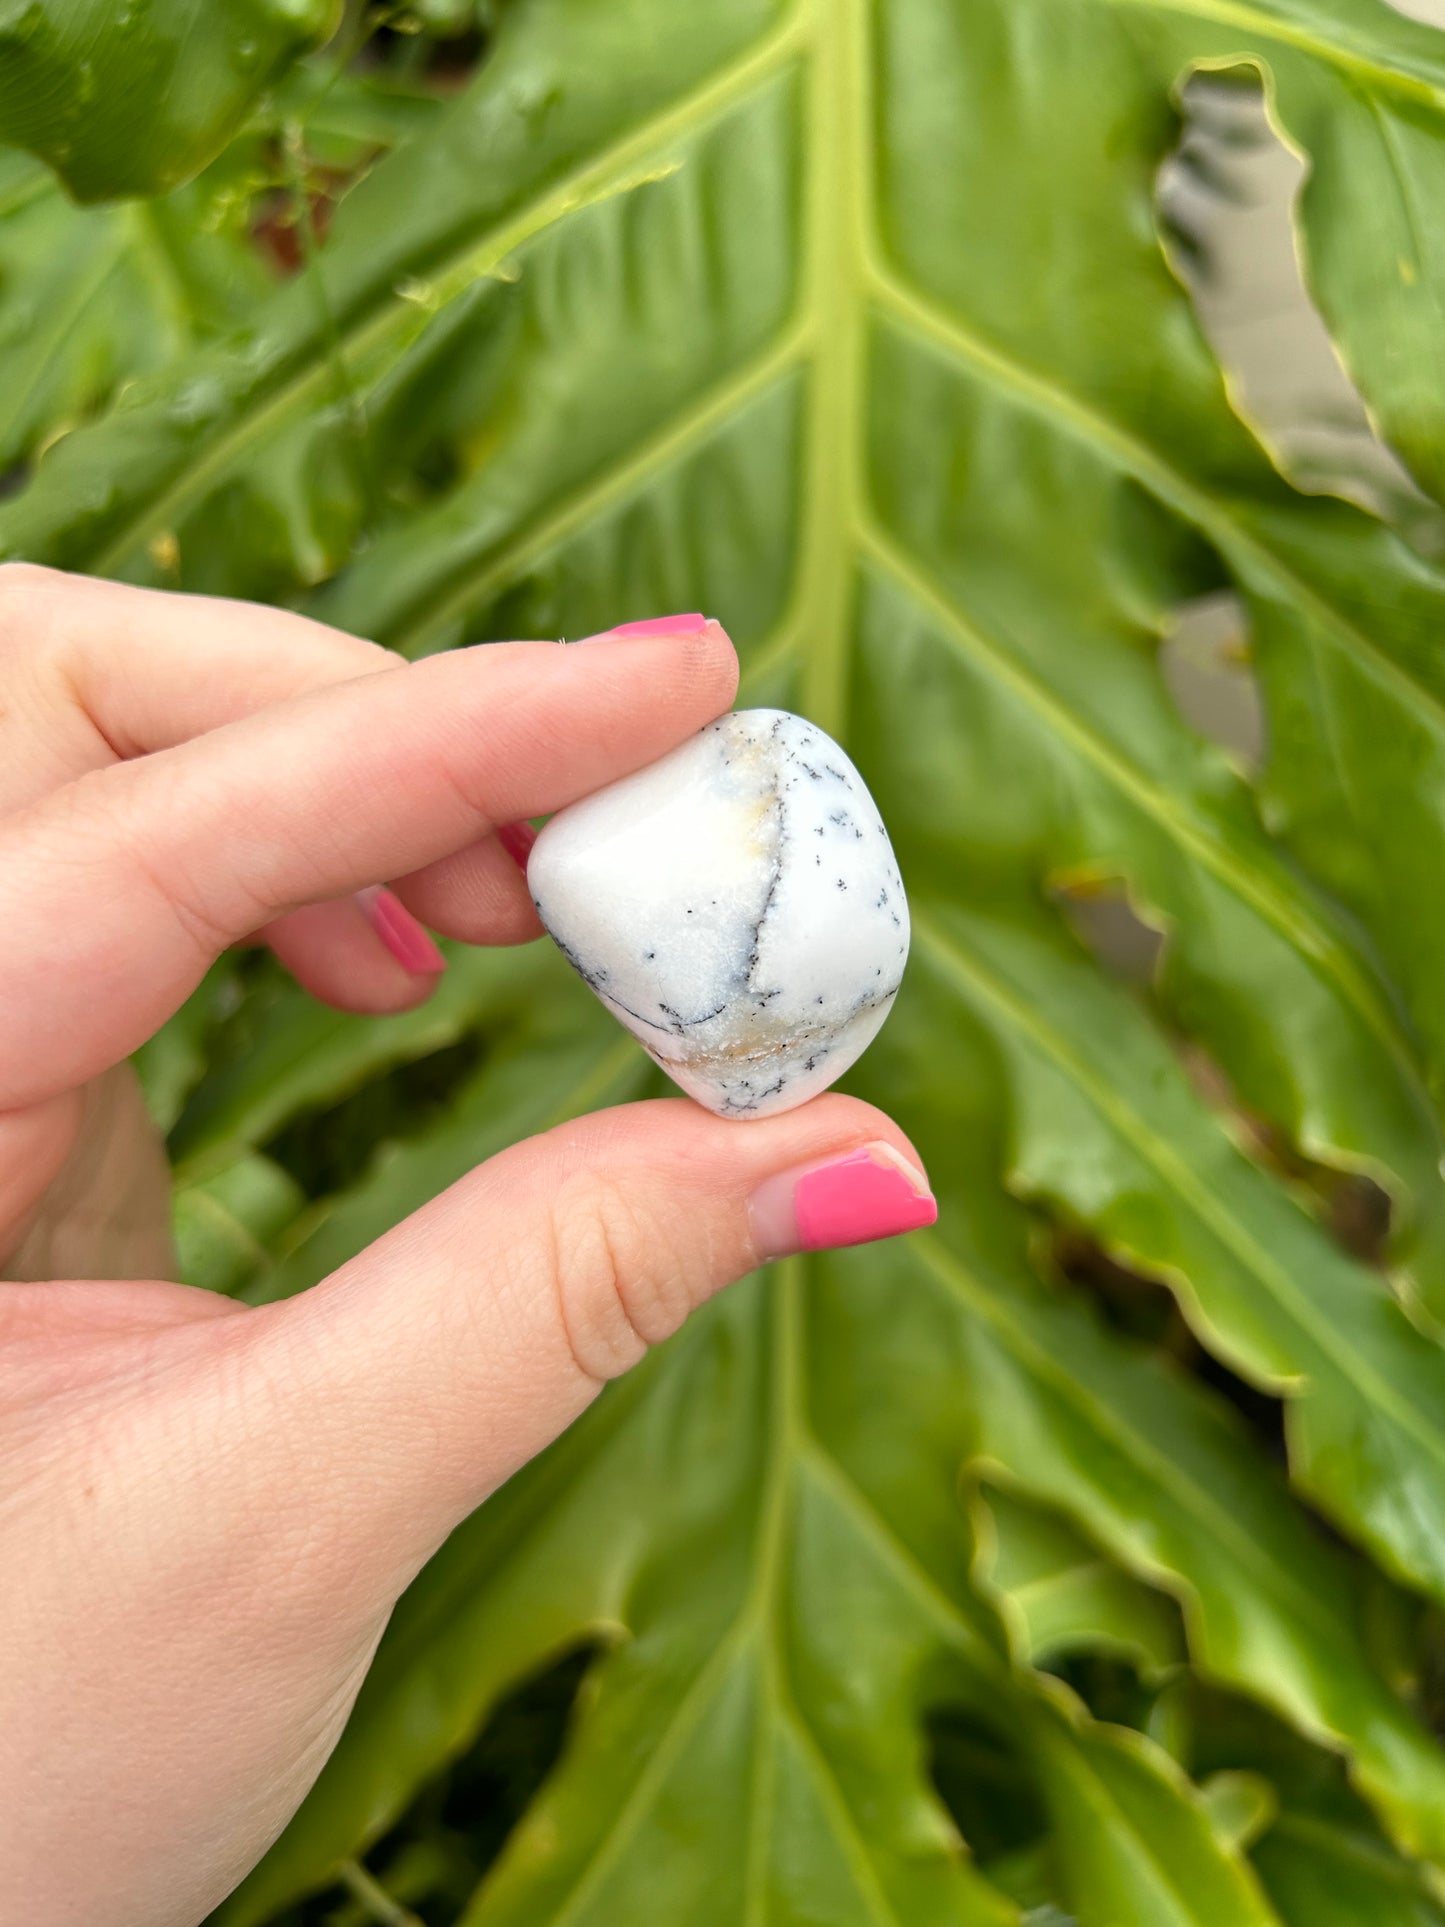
left=521, top=1268, right=960, bottom=1927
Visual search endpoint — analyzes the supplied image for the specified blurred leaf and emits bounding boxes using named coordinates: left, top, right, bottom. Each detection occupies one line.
left=0, top=0, right=337, bottom=202
left=173, top=1152, right=306, bottom=1297
left=0, top=149, right=273, bottom=474
left=972, top=1486, right=1186, bottom=1677
left=1180, top=1692, right=1445, bottom=1927
left=915, top=903, right=1445, bottom=1611
left=1255, top=1811, right=1445, bottom=1927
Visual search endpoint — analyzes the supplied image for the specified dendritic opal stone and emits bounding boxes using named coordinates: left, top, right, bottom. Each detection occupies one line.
left=528, top=709, right=909, bottom=1118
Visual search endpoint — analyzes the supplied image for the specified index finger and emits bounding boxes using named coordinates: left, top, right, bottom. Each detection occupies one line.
left=0, top=622, right=737, bottom=1111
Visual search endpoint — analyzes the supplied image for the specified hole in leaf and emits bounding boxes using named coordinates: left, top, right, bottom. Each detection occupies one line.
left=1326, top=1171, right=1394, bottom=1267
left=1042, top=1220, right=1291, bottom=1467
left=1188, top=1340, right=1291, bottom=1471
left=1053, top=876, right=1167, bottom=988
left=1044, top=1650, right=1161, bottom=1734
left=260, top=1033, right=487, bottom=1199
left=364, top=16, right=492, bottom=94
left=929, top=1704, right=1049, bottom=1872
left=1158, top=590, right=1263, bottom=771
left=275, top=1644, right=595, bottom=1926
left=1176, top=1041, right=1394, bottom=1269
left=1048, top=1225, right=1184, bottom=1352
left=1157, top=69, right=1440, bottom=537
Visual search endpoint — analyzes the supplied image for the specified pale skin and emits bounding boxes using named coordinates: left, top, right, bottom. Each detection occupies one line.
left=0, top=566, right=928, bottom=1927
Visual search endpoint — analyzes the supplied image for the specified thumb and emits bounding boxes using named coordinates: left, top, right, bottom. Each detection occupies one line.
left=238, top=1093, right=935, bottom=1595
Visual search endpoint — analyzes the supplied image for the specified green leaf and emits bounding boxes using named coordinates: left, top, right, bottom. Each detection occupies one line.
left=0, top=151, right=273, bottom=474
left=19, top=0, right=1445, bottom=1289
left=220, top=1260, right=1276, bottom=1927
left=172, top=1152, right=305, bottom=1297
left=972, top=1486, right=1187, bottom=1677
left=170, top=943, right=540, bottom=1174
left=0, top=0, right=337, bottom=202
left=914, top=903, right=1445, bottom=1608
left=1255, top=1811, right=1445, bottom=1927
left=13, top=0, right=1445, bottom=1917
left=1178, top=1691, right=1445, bottom=1927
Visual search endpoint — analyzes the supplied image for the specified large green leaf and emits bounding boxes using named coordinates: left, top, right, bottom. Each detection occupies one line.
left=0, top=0, right=337, bottom=201
left=7, top=0, right=1445, bottom=1920
left=218, top=1247, right=1277, bottom=1927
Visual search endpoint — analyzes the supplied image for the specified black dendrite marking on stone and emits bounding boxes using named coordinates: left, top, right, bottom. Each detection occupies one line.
left=545, top=922, right=679, bottom=1038
left=740, top=769, right=786, bottom=998
left=604, top=989, right=681, bottom=1036
left=658, top=996, right=729, bottom=1033
left=836, top=878, right=847, bottom=889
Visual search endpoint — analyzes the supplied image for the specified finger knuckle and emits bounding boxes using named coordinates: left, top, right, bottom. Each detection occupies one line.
left=547, top=1170, right=697, bottom=1383
left=68, top=762, right=253, bottom=957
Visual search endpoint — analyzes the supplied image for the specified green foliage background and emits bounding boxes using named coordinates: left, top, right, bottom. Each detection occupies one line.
left=9, top=0, right=1445, bottom=1921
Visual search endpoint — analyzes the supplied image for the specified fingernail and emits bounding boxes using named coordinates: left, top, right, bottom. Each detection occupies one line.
left=497, top=820, right=537, bottom=873
left=749, top=1142, right=938, bottom=1259
left=584, top=613, right=709, bottom=641
left=357, top=887, right=447, bottom=975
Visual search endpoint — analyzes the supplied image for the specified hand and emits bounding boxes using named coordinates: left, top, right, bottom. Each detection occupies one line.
left=0, top=567, right=935, bottom=1927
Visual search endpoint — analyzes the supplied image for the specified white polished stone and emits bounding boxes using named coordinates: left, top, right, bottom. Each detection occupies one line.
left=528, top=708, right=909, bottom=1118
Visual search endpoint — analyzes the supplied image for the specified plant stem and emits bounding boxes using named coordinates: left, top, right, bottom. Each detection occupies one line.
left=337, top=1859, right=424, bottom=1927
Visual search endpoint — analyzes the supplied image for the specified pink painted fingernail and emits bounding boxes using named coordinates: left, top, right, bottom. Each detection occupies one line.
left=358, top=887, right=446, bottom=975
left=749, top=1142, right=938, bottom=1259
left=591, top=613, right=708, bottom=640
left=497, top=820, right=538, bottom=873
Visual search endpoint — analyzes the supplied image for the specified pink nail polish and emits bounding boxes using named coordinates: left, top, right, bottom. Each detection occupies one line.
left=497, top=820, right=538, bottom=873
left=358, top=887, right=447, bottom=975
left=597, top=613, right=708, bottom=640
left=749, top=1142, right=938, bottom=1259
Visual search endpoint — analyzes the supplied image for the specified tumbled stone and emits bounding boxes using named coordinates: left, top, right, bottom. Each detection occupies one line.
left=527, top=708, right=910, bottom=1118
